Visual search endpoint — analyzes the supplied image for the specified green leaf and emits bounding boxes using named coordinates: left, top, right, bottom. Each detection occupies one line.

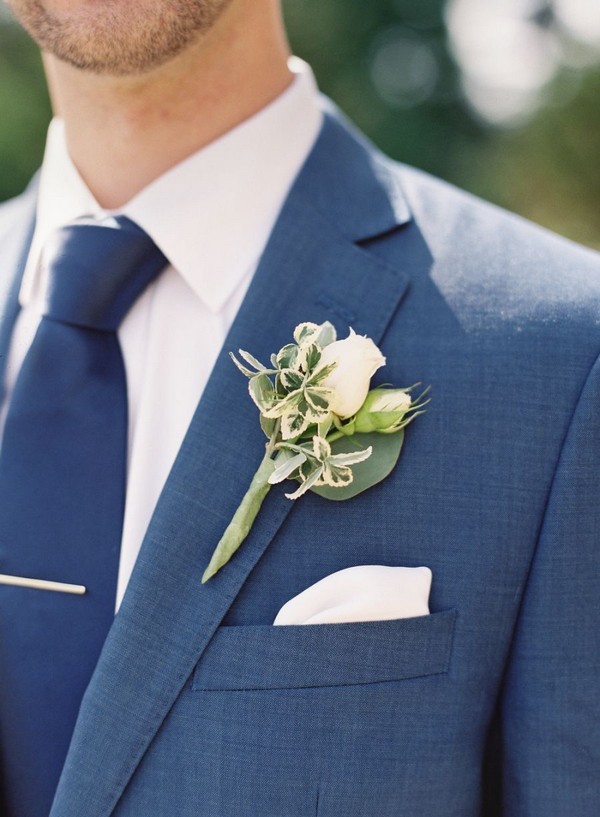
left=276, top=344, right=299, bottom=369
left=285, top=465, right=324, bottom=499
left=260, top=414, right=277, bottom=438
left=262, top=388, right=302, bottom=419
left=279, top=368, right=304, bottom=392
left=281, top=408, right=311, bottom=440
left=312, top=321, right=337, bottom=348
left=304, top=386, right=331, bottom=413
left=329, top=447, right=373, bottom=466
left=321, top=461, right=353, bottom=487
left=310, top=431, right=404, bottom=501
left=248, top=373, right=275, bottom=412
left=229, top=352, right=255, bottom=378
left=269, top=451, right=307, bottom=484
left=318, top=414, right=333, bottom=438
left=304, top=343, right=322, bottom=372
left=299, top=457, right=316, bottom=479
left=293, top=322, right=320, bottom=345
left=307, top=361, right=336, bottom=386
left=237, top=348, right=267, bottom=372
left=312, top=435, right=331, bottom=461
left=293, top=321, right=337, bottom=349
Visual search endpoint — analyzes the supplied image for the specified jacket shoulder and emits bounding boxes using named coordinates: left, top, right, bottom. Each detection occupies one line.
left=393, top=160, right=599, bottom=268
left=381, top=159, right=600, bottom=334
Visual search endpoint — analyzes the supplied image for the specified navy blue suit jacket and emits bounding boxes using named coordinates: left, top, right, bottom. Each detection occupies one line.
left=1, top=104, right=599, bottom=816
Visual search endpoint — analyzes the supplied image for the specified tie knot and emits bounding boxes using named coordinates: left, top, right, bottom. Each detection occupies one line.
left=40, top=216, right=168, bottom=331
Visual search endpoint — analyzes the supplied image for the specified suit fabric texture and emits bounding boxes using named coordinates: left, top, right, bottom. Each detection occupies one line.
left=0, top=103, right=599, bottom=816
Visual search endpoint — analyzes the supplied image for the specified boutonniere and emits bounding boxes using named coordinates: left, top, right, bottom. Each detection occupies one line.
left=202, top=321, right=429, bottom=582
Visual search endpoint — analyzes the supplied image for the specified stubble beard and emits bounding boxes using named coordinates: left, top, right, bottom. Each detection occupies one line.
left=5, top=0, right=235, bottom=76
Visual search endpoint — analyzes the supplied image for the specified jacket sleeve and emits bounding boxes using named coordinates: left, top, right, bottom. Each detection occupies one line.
left=497, top=349, right=600, bottom=814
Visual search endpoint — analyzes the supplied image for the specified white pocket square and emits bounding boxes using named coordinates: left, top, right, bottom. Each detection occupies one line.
left=273, top=564, right=432, bottom=625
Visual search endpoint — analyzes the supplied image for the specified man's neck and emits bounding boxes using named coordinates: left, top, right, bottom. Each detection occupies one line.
left=42, top=2, right=292, bottom=210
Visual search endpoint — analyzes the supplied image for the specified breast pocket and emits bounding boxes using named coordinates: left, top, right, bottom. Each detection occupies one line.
left=191, top=609, right=457, bottom=691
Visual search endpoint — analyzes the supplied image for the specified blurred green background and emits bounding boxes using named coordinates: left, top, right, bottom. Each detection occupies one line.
left=0, top=0, right=598, bottom=248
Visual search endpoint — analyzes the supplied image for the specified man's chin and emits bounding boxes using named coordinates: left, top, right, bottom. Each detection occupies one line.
left=41, top=39, right=195, bottom=79
left=6, top=0, right=235, bottom=77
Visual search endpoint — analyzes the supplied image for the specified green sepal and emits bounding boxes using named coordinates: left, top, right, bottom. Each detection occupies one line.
left=309, top=430, right=404, bottom=501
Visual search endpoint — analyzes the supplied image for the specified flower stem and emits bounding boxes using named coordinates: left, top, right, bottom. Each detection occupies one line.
left=326, top=430, right=344, bottom=444
left=201, top=423, right=280, bottom=583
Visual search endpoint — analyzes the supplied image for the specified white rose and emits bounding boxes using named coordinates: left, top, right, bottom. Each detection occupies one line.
left=319, top=329, right=386, bottom=419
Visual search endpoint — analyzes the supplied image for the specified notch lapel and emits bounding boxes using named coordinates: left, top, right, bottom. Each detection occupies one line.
left=51, top=112, right=414, bottom=816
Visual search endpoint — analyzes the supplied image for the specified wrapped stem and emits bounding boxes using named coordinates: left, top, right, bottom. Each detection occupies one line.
left=201, top=452, right=276, bottom=583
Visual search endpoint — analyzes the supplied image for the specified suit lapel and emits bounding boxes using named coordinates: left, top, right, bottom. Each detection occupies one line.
left=51, top=112, right=414, bottom=816
left=0, top=185, right=37, bottom=397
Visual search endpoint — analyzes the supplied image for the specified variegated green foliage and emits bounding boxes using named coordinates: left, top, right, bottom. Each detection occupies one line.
left=230, top=321, right=339, bottom=440
left=269, top=434, right=373, bottom=499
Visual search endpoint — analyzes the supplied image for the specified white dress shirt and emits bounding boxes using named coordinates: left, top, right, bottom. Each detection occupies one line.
left=1, top=58, right=322, bottom=611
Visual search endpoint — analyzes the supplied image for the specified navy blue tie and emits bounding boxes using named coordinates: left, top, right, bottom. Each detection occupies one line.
left=0, top=216, right=167, bottom=817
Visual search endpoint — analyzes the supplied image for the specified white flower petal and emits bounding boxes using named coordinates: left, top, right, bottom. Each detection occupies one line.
left=318, top=332, right=386, bottom=418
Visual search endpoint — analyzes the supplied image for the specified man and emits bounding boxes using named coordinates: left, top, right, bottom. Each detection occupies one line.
left=0, top=0, right=598, bottom=815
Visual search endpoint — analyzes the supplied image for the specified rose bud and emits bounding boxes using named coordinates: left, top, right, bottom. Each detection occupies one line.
left=318, top=329, right=386, bottom=419
left=353, top=388, right=412, bottom=433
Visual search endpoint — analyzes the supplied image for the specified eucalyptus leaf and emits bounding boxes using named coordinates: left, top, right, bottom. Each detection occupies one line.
left=310, top=431, right=404, bottom=501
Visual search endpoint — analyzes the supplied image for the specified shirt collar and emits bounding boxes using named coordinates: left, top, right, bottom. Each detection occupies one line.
left=22, top=57, right=323, bottom=314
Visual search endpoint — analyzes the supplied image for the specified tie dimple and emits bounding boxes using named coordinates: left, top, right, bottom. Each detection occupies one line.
left=42, top=215, right=168, bottom=331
